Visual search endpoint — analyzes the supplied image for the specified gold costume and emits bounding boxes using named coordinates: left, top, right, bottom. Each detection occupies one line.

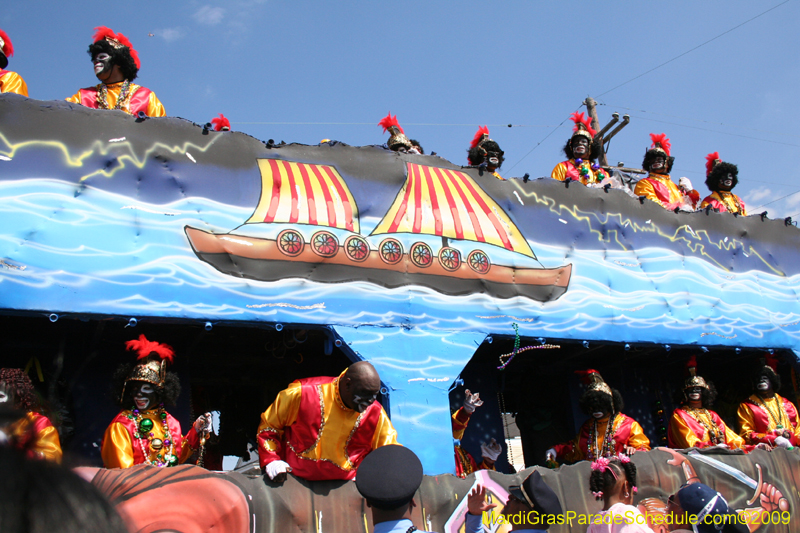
left=67, top=82, right=166, bottom=117
left=0, top=71, right=28, bottom=96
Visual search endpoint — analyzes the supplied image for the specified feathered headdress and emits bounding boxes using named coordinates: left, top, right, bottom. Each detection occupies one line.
left=92, top=26, right=140, bottom=69
left=570, top=112, right=596, bottom=140
left=211, top=113, right=231, bottom=132
left=705, top=152, right=721, bottom=177
left=123, top=334, right=174, bottom=391
left=575, top=369, right=612, bottom=397
left=470, top=126, right=490, bottom=149
left=378, top=113, right=411, bottom=150
left=0, top=29, right=14, bottom=61
left=649, top=133, right=671, bottom=157
left=684, top=355, right=708, bottom=390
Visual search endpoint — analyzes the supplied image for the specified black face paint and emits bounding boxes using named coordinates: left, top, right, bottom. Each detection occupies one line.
left=127, top=381, right=160, bottom=411
left=93, top=52, right=114, bottom=79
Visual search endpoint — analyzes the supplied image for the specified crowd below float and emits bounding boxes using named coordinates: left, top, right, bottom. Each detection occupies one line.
left=0, top=24, right=794, bottom=533
left=1, top=26, right=751, bottom=219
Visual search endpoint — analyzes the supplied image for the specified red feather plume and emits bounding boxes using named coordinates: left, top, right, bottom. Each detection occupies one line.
left=0, top=29, right=14, bottom=58
left=575, top=369, right=600, bottom=384
left=570, top=112, right=596, bottom=137
left=686, top=355, right=698, bottom=371
left=211, top=113, right=231, bottom=131
left=92, top=26, right=140, bottom=70
left=378, top=113, right=404, bottom=134
left=705, top=152, right=720, bottom=177
left=764, top=353, right=779, bottom=372
left=470, top=126, right=490, bottom=149
left=125, top=334, right=175, bottom=363
left=649, top=133, right=671, bottom=157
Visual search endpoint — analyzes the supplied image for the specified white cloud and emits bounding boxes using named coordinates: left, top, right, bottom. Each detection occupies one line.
left=193, top=6, right=226, bottom=25
left=159, top=27, right=185, bottom=42
left=745, top=187, right=772, bottom=205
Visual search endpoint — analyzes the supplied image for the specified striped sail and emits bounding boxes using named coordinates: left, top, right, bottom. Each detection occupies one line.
left=371, top=163, right=535, bottom=259
left=247, top=159, right=359, bottom=232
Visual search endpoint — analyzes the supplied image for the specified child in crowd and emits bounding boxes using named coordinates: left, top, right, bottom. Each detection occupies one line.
left=587, top=454, right=654, bottom=533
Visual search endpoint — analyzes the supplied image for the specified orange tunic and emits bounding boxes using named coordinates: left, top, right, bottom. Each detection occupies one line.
left=257, top=370, right=398, bottom=480
left=552, top=413, right=650, bottom=463
left=0, top=70, right=28, bottom=96
left=700, top=191, right=747, bottom=215
left=101, top=409, right=199, bottom=468
left=668, top=407, right=745, bottom=449
left=451, top=407, right=495, bottom=478
left=11, top=412, right=62, bottom=463
left=737, top=394, right=800, bottom=446
left=551, top=159, right=608, bottom=185
left=634, top=173, right=683, bottom=210
left=66, top=81, right=166, bottom=117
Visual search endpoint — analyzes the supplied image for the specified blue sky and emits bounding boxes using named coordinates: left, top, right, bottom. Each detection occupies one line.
left=4, top=1, right=799, bottom=217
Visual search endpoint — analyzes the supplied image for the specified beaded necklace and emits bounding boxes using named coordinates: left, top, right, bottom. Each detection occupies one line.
left=754, top=395, right=788, bottom=430
left=718, top=192, right=744, bottom=214
left=572, top=158, right=604, bottom=184
left=684, top=407, right=721, bottom=445
left=127, top=404, right=178, bottom=467
left=96, top=80, right=133, bottom=111
left=587, top=413, right=618, bottom=460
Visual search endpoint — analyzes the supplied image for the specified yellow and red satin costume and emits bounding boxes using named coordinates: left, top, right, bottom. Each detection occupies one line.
left=0, top=69, right=28, bottom=96
left=66, top=81, right=166, bottom=117
left=257, top=370, right=398, bottom=480
left=552, top=413, right=650, bottom=463
left=700, top=191, right=747, bottom=215
left=634, top=173, right=683, bottom=210
left=452, top=406, right=495, bottom=478
left=668, top=407, right=747, bottom=450
left=11, top=411, right=62, bottom=462
left=101, top=409, right=200, bottom=468
left=551, top=159, right=608, bottom=185
left=737, top=394, right=800, bottom=446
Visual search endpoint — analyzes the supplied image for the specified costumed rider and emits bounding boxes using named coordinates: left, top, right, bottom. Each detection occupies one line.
left=356, top=444, right=491, bottom=533
left=257, top=361, right=398, bottom=481
left=379, top=113, right=420, bottom=154
left=546, top=370, right=650, bottom=464
left=0, top=29, right=28, bottom=96
left=550, top=112, right=609, bottom=185
left=736, top=355, right=799, bottom=449
left=668, top=356, right=751, bottom=451
left=101, top=335, right=211, bottom=468
left=633, top=133, right=684, bottom=210
left=700, top=152, right=747, bottom=215
left=0, top=368, right=62, bottom=463
left=467, top=126, right=505, bottom=180
left=67, top=27, right=166, bottom=117
left=452, top=389, right=502, bottom=478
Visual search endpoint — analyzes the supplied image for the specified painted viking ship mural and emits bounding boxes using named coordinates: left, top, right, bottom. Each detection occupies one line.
left=186, top=160, right=571, bottom=301
left=2, top=96, right=800, bottom=532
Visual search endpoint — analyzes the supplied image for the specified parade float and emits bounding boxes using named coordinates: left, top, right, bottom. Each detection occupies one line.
left=1, top=94, right=798, bottom=532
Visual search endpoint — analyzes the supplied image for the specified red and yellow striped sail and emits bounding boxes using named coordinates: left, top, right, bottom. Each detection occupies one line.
left=371, top=163, right=535, bottom=258
left=247, top=159, right=359, bottom=232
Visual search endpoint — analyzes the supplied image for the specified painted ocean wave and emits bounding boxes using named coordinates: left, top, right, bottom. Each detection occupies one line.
left=1, top=179, right=798, bottom=348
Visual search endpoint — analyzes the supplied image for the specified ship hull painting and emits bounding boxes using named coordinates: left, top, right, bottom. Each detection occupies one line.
left=185, top=226, right=572, bottom=301
left=185, top=159, right=572, bottom=302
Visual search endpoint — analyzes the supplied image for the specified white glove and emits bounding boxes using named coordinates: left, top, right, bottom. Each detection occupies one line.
left=463, top=389, right=483, bottom=414
left=481, top=439, right=502, bottom=462
left=678, top=177, right=693, bottom=191
left=193, top=413, right=212, bottom=435
left=774, top=436, right=792, bottom=449
left=545, top=448, right=557, bottom=461
left=715, top=443, right=729, bottom=449
left=265, top=460, right=292, bottom=479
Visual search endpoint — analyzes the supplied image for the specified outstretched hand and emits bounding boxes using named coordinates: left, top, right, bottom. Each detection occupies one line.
left=467, top=484, right=497, bottom=516
left=463, top=389, right=484, bottom=413
left=193, top=412, right=212, bottom=435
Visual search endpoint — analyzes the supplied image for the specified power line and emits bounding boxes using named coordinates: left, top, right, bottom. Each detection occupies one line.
left=622, top=115, right=800, bottom=147
left=597, top=1, right=791, bottom=97
left=234, top=121, right=557, bottom=128
left=503, top=110, right=579, bottom=173
left=750, top=189, right=800, bottom=211
left=598, top=103, right=798, bottom=139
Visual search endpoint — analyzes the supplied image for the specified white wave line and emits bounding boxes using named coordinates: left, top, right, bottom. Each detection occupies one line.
left=603, top=304, right=645, bottom=311
left=246, top=302, right=326, bottom=310
left=407, top=377, right=450, bottom=383
left=476, top=315, right=536, bottom=322
left=700, top=332, right=738, bottom=339
left=120, top=205, right=180, bottom=216
left=613, top=260, right=639, bottom=267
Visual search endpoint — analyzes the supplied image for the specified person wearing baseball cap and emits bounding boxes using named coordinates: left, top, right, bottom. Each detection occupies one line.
left=667, top=483, right=748, bottom=533
left=0, top=29, right=28, bottom=96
